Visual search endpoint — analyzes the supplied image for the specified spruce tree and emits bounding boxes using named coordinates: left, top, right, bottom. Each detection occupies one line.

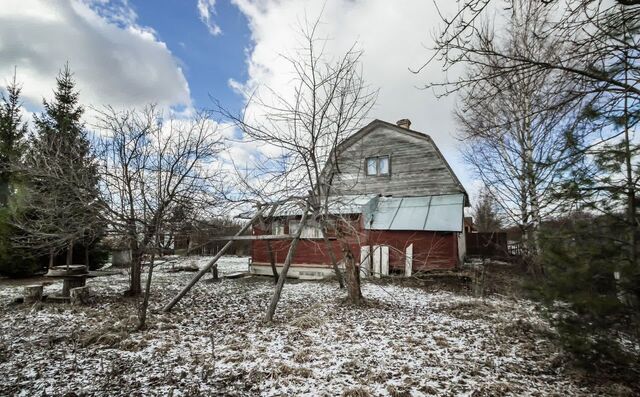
left=22, top=64, right=103, bottom=268
left=0, top=73, right=28, bottom=206
left=0, top=73, right=42, bottom=276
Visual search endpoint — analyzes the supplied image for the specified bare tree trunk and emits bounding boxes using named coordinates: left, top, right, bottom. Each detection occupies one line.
left=266, top=240, right=279, bottom=284
left=623, top=68, right=637, bottom=270
left=66, top=239, right=74, bottom=269
left=264, top=202, right=310, bottom=322
left=137, top=252, right=155, bottom=331
left=85, top=244, right=90, bottom=268
left=339, top=237, right=362, bottom=304
left=48, top=248, right=54, bottom=269
left=321, top=221, right=345, bottom=288
left=129, top=240, right=143, bottom=296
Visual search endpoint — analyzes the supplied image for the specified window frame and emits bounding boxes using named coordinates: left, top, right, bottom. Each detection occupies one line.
left=288, top=219, right=323, bottom=238
left=271, top=221, right=285, bottom=235
left=365, top=155, right=391, bottom=176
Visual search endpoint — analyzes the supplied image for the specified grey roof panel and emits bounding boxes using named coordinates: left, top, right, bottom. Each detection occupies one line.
left=366, top=194, right=463, bottom=232
left=272, top=195, right=377, bottom=217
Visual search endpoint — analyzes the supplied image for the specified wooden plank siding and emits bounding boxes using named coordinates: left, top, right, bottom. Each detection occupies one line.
left=251, top=215, right=458, bottom=271
left=251, top=216, right=362, bottom=267
left=367, top=230, right=458, bottom=271
left=328, top=121, right=466, bottom=199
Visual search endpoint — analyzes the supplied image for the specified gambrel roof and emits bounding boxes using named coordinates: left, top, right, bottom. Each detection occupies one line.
left=326, top=119, right=469, bottom=205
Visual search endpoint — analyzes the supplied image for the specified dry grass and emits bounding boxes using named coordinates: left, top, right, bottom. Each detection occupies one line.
left=342, top=386, right=372, bottom=397
left=290, top=313, right=323, bottom=329
left=387, top=385, right=412, bottom=397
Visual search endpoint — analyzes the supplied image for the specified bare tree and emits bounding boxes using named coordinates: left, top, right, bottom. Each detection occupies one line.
left=94, top=105, right=224, bottom=328
left=219, top=18, right=377, bottom=320
left=450, top=1, right=589, bottom=273
left=426, top=0, right=640, bottom=272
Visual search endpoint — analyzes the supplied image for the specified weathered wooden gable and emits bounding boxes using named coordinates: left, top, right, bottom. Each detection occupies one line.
left=329, top=120, right=466, bottom=198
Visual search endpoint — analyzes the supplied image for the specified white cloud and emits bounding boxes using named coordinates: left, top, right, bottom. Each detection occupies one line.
left=229, top=0, right=477, bottom=192
left=198, top=0, right=222, bottom=37
left=0, top=0, right=191, bottom=112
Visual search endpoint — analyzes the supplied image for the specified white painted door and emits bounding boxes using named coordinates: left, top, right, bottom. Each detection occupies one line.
left=360, top=246, right=371, bottom=278
left=405, top=243, right=413, bottom=277
left=372, top=245, right=389, bottom=278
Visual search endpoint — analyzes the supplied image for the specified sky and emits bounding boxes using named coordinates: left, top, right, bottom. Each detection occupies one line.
left=0, top=0, right=482, bottom=200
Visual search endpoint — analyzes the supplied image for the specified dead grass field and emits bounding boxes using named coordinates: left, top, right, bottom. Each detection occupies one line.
left=0, top=256, right=637, bottom=396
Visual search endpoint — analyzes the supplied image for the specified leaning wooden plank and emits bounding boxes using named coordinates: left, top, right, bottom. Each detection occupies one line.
left=162, top=205, right=268, bottom=312
left=202, top=234, right=295, bottom=241
left=264, top=201, right=311, bottom=322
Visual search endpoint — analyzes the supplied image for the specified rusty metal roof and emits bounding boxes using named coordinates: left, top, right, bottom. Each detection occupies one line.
left=365, top=194, right=464, bottom=232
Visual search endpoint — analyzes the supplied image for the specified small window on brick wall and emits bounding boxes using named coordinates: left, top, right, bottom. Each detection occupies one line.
left=365, top=155, right=390, bottom=176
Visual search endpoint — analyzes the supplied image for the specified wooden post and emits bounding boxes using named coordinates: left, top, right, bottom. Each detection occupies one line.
left=264, top=201, right=310, bottom=322
left=162, top=205, right=269, bottom=312
left=405, top=244, right=413, bottom=277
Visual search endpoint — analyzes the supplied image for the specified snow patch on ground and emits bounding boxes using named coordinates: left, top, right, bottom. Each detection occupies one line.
left=0, top=256, right=620, bottom=396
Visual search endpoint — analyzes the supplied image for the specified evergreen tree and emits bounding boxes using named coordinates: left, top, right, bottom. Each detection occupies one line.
left=0, top=72, right=28, bottom=206
left=537, top=7, right=640, bottom=368
left=18, top=64, right=103, bottom=267
left=473, top=187, right=503, bottom=232
left=0, top=72, right=42, bottom=276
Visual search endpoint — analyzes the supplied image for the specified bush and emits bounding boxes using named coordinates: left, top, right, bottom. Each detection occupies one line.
left=533, top=215, right=639, bottom=370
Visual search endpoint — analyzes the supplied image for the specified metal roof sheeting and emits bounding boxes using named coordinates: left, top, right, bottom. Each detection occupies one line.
left=271, top=195, right=378, bottom=217
left=366, top=194, right=464, bottom=232
left=266, top=193, right=463, bottom=232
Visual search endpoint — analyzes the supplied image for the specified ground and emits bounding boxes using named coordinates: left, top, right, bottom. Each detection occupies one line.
left=0, top=257, right=637, bottom=396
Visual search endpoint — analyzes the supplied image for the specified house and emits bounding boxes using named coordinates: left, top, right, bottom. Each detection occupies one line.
left=250, top=119, right=469, bottom=279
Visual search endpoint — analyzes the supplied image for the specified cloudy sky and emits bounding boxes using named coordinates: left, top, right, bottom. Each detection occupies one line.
left=0, top=0, right=480, bottom=197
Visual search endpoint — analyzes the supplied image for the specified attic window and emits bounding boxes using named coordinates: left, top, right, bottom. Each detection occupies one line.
left=366, top=156, right=390, bottom=176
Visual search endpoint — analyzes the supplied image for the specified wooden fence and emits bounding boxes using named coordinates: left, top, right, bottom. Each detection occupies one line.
left=465, top=232, right=509, bottom=259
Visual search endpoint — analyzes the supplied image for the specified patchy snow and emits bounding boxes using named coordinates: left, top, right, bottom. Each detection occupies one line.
left=0, top=256, right=631, bottom=396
